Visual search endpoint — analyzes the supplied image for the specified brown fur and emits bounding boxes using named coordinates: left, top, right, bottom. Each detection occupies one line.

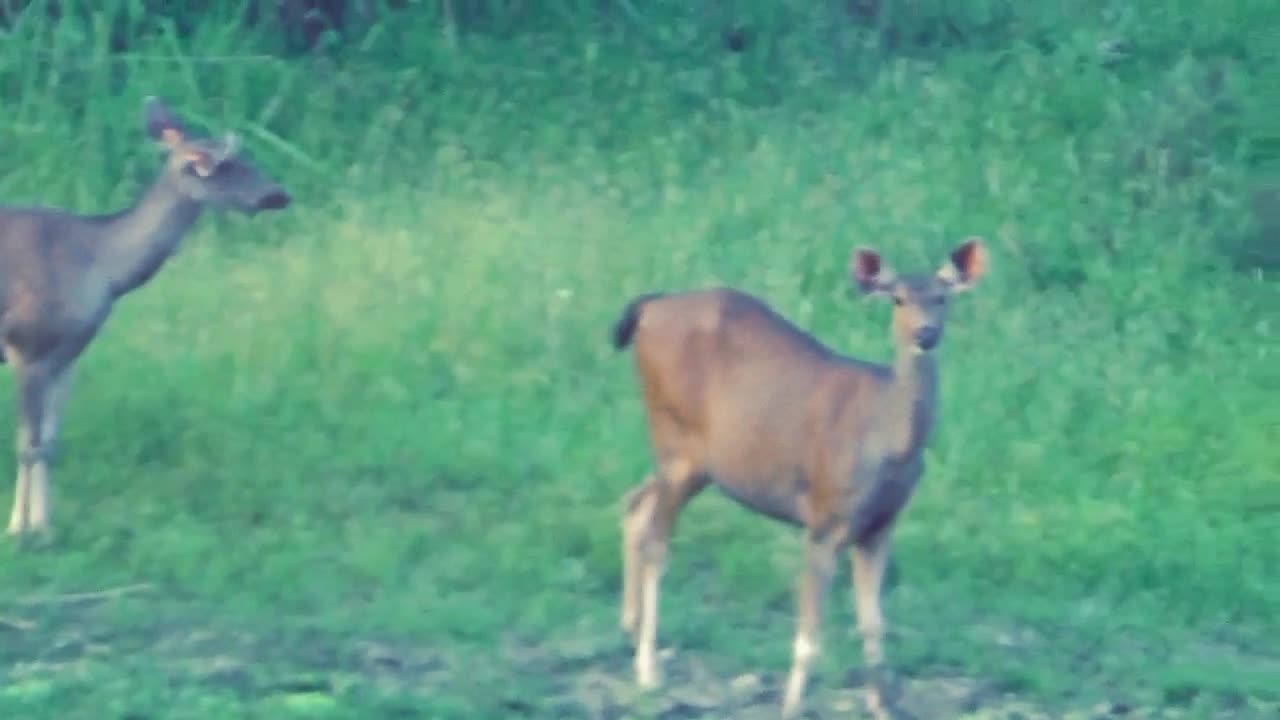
left=615, top=239, right=989, bottom=719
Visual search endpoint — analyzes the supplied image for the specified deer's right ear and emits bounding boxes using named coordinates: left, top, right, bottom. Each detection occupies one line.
left=850, top=247, right=896, bottom=296
left=937, top=237, right=988, bottom=292
left=143, top=96, right=186, bottom=147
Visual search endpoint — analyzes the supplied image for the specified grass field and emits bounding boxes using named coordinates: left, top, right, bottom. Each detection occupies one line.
left=0, top=2, right=1277, bottom=718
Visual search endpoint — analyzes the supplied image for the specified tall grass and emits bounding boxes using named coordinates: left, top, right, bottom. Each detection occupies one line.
left=0, top=2, right=1276, bottom=718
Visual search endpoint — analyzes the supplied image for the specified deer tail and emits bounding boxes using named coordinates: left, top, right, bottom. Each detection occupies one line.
left=611, top=293, right=664, bottom=350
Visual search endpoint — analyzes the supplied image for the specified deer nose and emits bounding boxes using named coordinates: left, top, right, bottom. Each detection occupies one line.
left=913, top=325, right=941, bottom=350
left=256, top=188, right=291, bottom=211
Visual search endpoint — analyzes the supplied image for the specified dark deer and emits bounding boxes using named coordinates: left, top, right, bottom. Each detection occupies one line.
left=613, top=239, right=988, bottom=719
left=1, top=97, right=292, bottom=538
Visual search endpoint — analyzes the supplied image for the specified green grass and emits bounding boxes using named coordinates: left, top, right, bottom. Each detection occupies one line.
left=1, top=2, right=1277, bottom=719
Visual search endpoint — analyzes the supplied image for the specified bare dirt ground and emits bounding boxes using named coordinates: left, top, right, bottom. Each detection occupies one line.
left=4, top=610, right=1277, bottom=719
left=500, top=631, right=1279, bottom=720
left=515, top=648, right=1066, bottom=719
left=544, top=654, right=1272, bottom=720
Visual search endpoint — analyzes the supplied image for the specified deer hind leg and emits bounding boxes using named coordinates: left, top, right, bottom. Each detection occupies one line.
left=781, top=525, right=844, bottom=719
left=851, top=529, right=896, bottom=720
left=622, top=459, right=706, bottom=690
left=620, top=474, right=656, bottom=639
left=6, top=426, right=31, bottom=536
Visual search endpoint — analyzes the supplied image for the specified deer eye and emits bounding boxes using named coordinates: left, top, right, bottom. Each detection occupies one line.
left=892, top=296, right=904, bottom=306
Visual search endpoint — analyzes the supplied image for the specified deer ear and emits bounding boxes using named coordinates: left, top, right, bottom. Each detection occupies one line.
left=219, top=132, right=240, bottom=160
left=937, top=237, right=988, bottom=291
left=849, top=247, right=896, bottom=296
left=144, top=96, right=186, bottom=147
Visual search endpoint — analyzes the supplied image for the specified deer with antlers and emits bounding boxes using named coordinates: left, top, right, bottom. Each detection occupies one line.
left=1, top=97, right=292, bottom=538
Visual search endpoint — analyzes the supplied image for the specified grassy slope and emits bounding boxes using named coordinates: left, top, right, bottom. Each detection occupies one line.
left=0, top=2, right=1277, bottom=718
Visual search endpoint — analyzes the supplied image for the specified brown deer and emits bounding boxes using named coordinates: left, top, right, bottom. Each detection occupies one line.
left=613, top=238, right=988, bottom=719
left=1, top=96, right=292, bottom=538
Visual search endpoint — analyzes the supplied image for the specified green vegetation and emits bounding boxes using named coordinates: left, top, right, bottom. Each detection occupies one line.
left=1, top=2, right=1276, bottom=718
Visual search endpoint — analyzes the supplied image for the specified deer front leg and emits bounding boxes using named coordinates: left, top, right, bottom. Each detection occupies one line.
left=781, top=529, right=840, bottom=719
left=7, top=362, right=52, bottom=537
left=852, top=530, right=895, bottom=720
left=39, top=366, right=74, bottom=461
left=29, top=366, right=73, bottom=534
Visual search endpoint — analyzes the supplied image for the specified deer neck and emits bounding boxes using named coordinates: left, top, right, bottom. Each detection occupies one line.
left=879, top=350, right=938, bottom=458
left=93, top=173, right=203, bottom=297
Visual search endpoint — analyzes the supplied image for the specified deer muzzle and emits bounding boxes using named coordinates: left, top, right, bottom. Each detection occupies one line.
left=913, top=325, right=941, bottom=351
left=255, top=188, right=292, bottom=211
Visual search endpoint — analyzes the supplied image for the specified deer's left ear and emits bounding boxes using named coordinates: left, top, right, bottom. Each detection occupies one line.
left=144, top=96, right=187, bottom=148
left=937, top=237, right=988, bottom=292
left=850, top=247, right=898, bottom=296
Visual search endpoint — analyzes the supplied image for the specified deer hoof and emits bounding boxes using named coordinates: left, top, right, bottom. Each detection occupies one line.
left=865, top=672, right=911, bottom=720
left=6, top=523, right=53, bottom=547
left=635, top=668, right=660, bottom=689
left=634, top=657, right=661, bottom=690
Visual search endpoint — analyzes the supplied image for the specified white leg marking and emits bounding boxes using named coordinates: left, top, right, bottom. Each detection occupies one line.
left=6, top=464, right=29, bottom=536
left=620, top=483, right=654, bottom=637
left=853, top=539, right=894, bottom=719
left=26, top=461, right=50, bottom=532
left=7, top=422, right=33, bottom=536
left=634, top=560, right=662, bottom=688
left=782, top=632, right=819, bottom=718
left=29, top=367, right=73, bottom=533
